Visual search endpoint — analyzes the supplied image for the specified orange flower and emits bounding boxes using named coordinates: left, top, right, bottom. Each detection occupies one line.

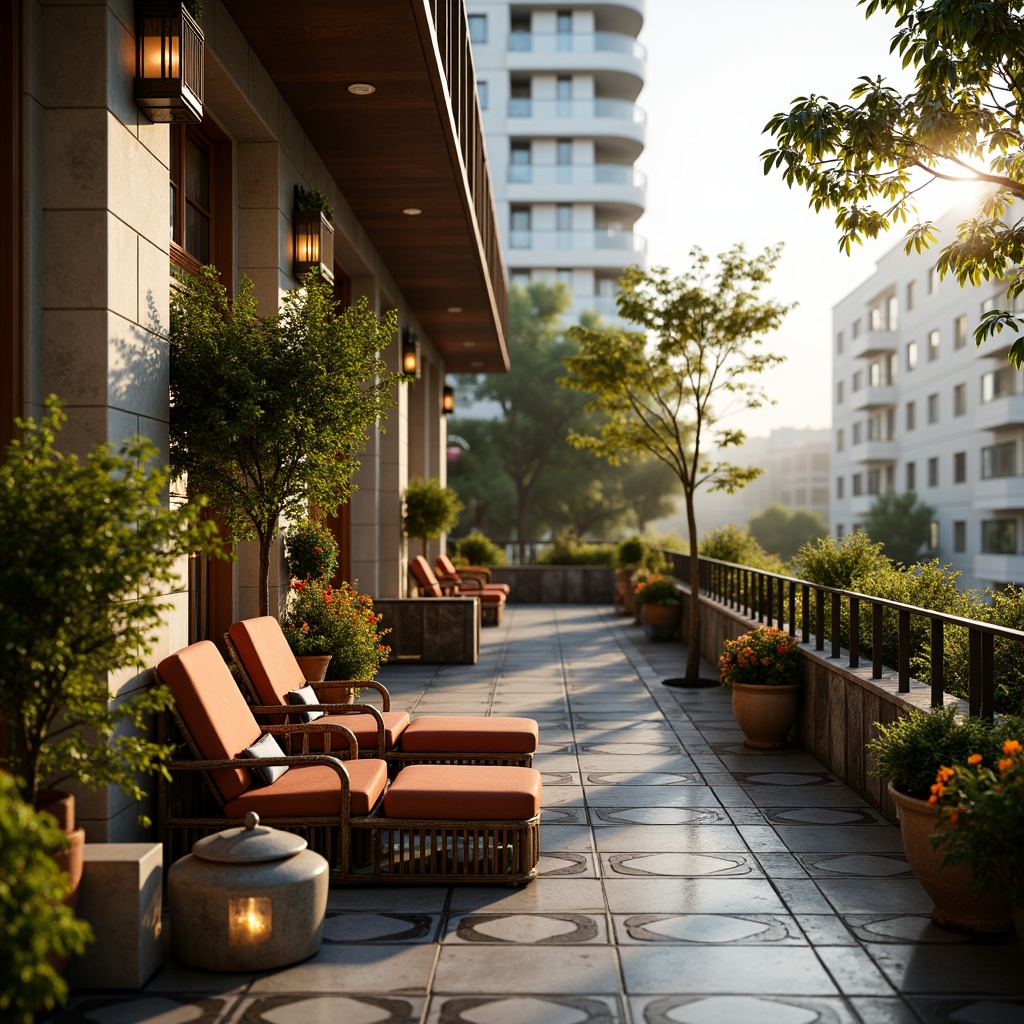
left=967, top=753, right=983, bottom=766
left=935, top=766, right=955, bottom=784
left=999, top=758, right=1015, bottom=774
left=1002, top=739, right=1022, bottom=756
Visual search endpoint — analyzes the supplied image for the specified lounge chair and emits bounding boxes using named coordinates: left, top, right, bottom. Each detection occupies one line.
left=157, top=640, right=542, bottom=884
left=225, top=616, right=537, bottom=767
left=435, top=553, right=511, bottom=597
left=410, top=555, right=505, bottom=625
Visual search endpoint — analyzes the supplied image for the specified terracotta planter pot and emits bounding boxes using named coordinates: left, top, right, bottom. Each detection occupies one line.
left=35, top=788, right=86, bottom=920
left=730, top=682, right=800, bottom=749
left=888, top=782, right=1013, bottom=933
left=640, top=601, right=681, bottom=641
left=294, top=654, right=332, bottom=682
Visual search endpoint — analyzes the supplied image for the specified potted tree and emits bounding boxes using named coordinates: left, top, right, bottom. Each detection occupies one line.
left=0, top=399, right=213, bottom=890
left=867, top=705, right=1017, bottom=932
left=403, top=477, right=463, bottom=559
left=719, top=626, right=803, bottom=748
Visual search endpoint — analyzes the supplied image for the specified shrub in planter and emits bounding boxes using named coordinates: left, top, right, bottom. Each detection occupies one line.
left=719, top=626, right=803, bottom=687
left=285, top=519, right=339, bottom=582
left=455, top=531, right=506, bottom=567
left=633, top=573, right=680, bottom=605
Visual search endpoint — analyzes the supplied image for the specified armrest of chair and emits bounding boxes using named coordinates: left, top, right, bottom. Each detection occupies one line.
left=251, top=701, right=387, bottom=759
left=313, top=678, right=392, bottom=711
left=460, top=567, right=493, bottom=583
left=261, top=720, right=360, bottom=761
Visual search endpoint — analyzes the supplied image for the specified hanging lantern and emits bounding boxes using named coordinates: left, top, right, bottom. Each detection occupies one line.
left=293, top=187, right=335, bottom=284
left=402, top=328, right=421, bottom=379
left=134, top=1, right=204, bottom=124
left=442, top=385, right=455, bottom=415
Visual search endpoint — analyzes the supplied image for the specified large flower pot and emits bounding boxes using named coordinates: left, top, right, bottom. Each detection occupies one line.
left=640, top=602, right=681, bottom=641
left=730, top=682, right=800, bottom=749
left=294, top=654, right=332, bottom=682
left=35, top=789, right=86, bottom=909
left=888, top=782, right=1013, bottom=933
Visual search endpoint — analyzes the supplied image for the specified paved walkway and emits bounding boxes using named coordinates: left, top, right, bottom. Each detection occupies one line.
left=57, top=605, right=1022, bottom=1024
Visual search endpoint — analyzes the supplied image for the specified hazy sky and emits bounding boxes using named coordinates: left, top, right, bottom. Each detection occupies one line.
left=634, top=0, right=972, bottom=437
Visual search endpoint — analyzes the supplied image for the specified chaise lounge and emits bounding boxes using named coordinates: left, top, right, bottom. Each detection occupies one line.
left=435, top=553, right=511, bottom=598
left=410, top=555, right=506, bottom=625
left=157, top=640, right=542, bottom=884
left=226, top=616, right=537, bottom=767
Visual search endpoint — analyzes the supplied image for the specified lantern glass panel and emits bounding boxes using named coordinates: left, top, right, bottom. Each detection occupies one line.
left=228, top=896, right=272, bottom=948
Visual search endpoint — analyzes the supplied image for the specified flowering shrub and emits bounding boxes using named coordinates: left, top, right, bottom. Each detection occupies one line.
left=633, top=573, right=680, bottom=605
left=284, top=520, right=338, bottom=583
left=931, top=737, right=1024, bottom=905
left=719, top=626, right=802, bottom=686
left=282, top=579, right=390, bottom=679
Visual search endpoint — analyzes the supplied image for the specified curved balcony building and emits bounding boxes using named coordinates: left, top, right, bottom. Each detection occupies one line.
left=468, top=1, right=647, bottom=326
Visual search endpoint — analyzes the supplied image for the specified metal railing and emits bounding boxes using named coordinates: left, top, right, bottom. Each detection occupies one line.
left=665, top=552, right=1024, bottom=719
left=508, top=228, right=647, bottom=252
left=508, top=164, right=646, bottom=187
left=508, top=97, right=647, bottom=124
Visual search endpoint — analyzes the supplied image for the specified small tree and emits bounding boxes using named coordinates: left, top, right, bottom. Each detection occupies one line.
left=0, top=399, right=213, bottom=808
left=563, top=249, right=792, bottom=685
left=762, top=0, right=1024, bottom=365
left=862, top=491, right=935, bottom=566
left=403, top=477, right=463, bottom=557
left=170, top=268, right=405, bottom=615
left=748, top=504, right=828, bottom=562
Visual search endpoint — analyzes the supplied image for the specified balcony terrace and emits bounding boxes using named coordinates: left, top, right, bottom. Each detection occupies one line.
left=53, top=600, right=1021, bottom=1022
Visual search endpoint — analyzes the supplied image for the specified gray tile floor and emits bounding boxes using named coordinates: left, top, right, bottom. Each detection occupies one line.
left=56, top=605, right=1024, bottom=1024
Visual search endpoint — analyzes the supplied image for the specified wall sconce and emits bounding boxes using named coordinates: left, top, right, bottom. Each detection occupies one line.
left=293, top=186, right=335, bottom=284
left=402, top=328, right=421, bottom=379
left=134, top=1, right=204, bottom=123
left=442, top=385, right=455, bottom=415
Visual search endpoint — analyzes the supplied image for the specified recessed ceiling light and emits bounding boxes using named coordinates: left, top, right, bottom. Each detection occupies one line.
left=348, top=83, right=376, bottom=95
left=402, top=207, right=423, bottom=216
left=470, top=360, right=484, bottom=368
left=462, top=341, right=476, bottom=348
left=447, top=306, right=463, bottom=313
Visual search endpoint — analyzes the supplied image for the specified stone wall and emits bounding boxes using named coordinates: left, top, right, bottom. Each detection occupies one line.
left=488, top=566, right=614, bottom=604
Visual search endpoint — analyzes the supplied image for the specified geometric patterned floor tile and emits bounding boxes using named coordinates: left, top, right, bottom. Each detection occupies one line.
left=630, top=994, right=857, bottom=1023
left=445, top=912, right=606, bottom=945
left=614, top=912, right=804, bottom=945
left=237, top=995, right=424, bottom=1024
left=53, top=997, right=227, bottom=1024
left=427, top=995, right=621, bottom=1024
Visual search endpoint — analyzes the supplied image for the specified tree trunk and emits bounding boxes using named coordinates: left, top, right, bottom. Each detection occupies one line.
left=684, top=490, right=702, bottom=686
left=258, top=528, right=272, bottom=618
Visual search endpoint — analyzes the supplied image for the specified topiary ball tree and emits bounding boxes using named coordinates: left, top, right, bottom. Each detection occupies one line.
left=403, top=477, right=463, bottom=558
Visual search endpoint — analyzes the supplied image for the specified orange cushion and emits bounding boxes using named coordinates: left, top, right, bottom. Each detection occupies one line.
left=229, top=616, right=306, bottom=705
left=317, top=710, right=410, bottom=751
left=410, top=556, right=443, bottom=597
left=158, top=641, right=261, bottom=803
left=400, top=716, right=538, bottom=754
left=384, top=765, right=541, bottom=820
left=475, top=590, right=504, bottom=605
left=223, top=758, right=388, bottom=818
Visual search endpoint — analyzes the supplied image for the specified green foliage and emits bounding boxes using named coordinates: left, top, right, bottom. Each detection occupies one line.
left=933, top=735, right=1024, bottom=905
left=719, top=626, right=803, bottom=687
left=170, top=267, right=404, bottom=614
left=699, top=523, right=786, bottom=573
left=284, top=519, right=339, bottom=582
left=867, top=704, right=1012, bottom=801
left=615, top=534, right=665, bottom=571
left=281, top=579, right=390, bottom=679
left=633, top=573, right=681, bottom=605
left=0, top=775, right=94, bottom=1023
left=0, top=398, right=214, bottom=808
left=455, top=532, right=506, bottom=567
left=964, top=587, right=1024, bottom=714
left=295, top=185, right=334, bottom=224
left=748, top=505, right=828, bottom=562
left=562, top=250, right=792, bottom=684
left=403, top=477, right=464, bottom=555
left=862, top=491, right=935, bottom=566
left=762, top=0, right=1024, bottom=365
left=537, top=533, right=617, bottom=566
left=791, top=531, right=891, bottom=589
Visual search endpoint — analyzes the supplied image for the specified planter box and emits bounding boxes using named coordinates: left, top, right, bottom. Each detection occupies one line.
left=375, top=597, right=479, bottom=664
left=488, top=565, right=614, bottom=604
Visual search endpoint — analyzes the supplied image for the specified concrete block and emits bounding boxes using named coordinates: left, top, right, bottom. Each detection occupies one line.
left=66, top=842, right=163, bottom=990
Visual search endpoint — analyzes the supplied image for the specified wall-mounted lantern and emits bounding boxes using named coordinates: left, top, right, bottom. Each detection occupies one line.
left=293, top=186, right=335, bottom=284
left=134, top=1, right=204, bottom=123
left=442, top=385, right=455, bottom=415
left=402, top=328, right=421, bottom=378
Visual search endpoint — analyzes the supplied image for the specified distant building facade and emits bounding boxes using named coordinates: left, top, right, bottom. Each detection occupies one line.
left=467, top=0, right=647, bottom=324
left=831, top=204, right=1024, bottom=591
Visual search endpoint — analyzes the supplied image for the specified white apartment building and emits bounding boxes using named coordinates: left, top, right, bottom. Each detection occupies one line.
left=466, top=0, right=647, bottom=325
left=832, top=204, right=1024, bottom=591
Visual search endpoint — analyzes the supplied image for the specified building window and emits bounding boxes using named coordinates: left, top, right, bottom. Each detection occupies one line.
left=870, top=305, right=882, bottom=331
left=954, top=451, right=966, bottom=483
left=510, top=206, right=530, bottom=247
left=852, top=370, right=863, bottom=391
left=982, top=296, right=997, bottom=315
left=953, top=520, right=966, bottom=553
left=852, top=319, right=861, bottom=339
left=906, top=461, right=916, bottom=491
left=982, top=520, right=1017, bottom=554
left=852, top=421, right=862, bottom=445
left=954, top=314, right=967, bottom=350
left=510, top=270, right=531, bottom=286
left=928, top=457, right=938, bottom=487
left=836, top=331, right=844, bottom=354
left=477, top=80, right=488, bottom=109
left=907, top=340, right=918, bottom=370
left=906, top=280, right=916, bottom=311
left=906, top=401, right=916, bottom=431
left=927, top=393, right=939, bottom=424
left=836, top=524, right=845, bottom=536
left=836, top=380, right=844, bottom=404
left=171, top=129, right=210, bottom=270
left=468, top=14, right=487, bottom=43
left=852, top=473, right=863, bottom=496
left=867, top=468, right=880, bottom=495
left=928, top=328, right=940, bottom=361
left=953, top=383, right=966, bottom=417
left=929, top=265, right=939, bottom=294
left=888, top=294, right=899, bottom=330
left=556, top=203, right=572, bottom=232
left=836, top=476, right=844, bottom=499
left=982, top=441, right=1016, bottom=479
left=836, top=428, right=844, bottom=452
left=982, top=366, right=1015, bottom=403
left=929, top=521, right=940, bottom=550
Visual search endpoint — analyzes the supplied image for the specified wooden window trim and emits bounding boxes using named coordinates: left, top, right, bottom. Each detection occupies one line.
left=1, top=0, right=22, bottom=450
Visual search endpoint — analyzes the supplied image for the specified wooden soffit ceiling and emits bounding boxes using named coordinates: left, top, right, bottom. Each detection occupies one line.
left=220, top=0, right=508, bottom=373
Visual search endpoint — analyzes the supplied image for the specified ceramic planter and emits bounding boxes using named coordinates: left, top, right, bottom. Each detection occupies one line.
left=730, top=682, right=800, bottom=749
left=294, top=654, right=332, bottom=682
left=640, top=601, right=680, bottom=641
left=888, top=782, right=1013, bottom=933
left=35, top=789, right=86, bottom=910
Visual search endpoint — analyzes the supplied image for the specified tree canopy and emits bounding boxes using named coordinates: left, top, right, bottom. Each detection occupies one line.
left=563, top=248, right=792, bottom=684
left=748, top=504, right=828, bottom=562
left=862, top=490, right=936, bottom=565
left=170, top=268, right=404, bottom=614
left=762, top=0, right=1024, bottom=364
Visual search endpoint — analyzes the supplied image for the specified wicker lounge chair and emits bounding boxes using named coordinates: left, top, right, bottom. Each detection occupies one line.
left=411, top=555, right=505, bottom=625
left=157, top=640, right=542, bottom=885
left=435, top=553, right=510, bottom=597
left=225, top=616, right=537, bottom=767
